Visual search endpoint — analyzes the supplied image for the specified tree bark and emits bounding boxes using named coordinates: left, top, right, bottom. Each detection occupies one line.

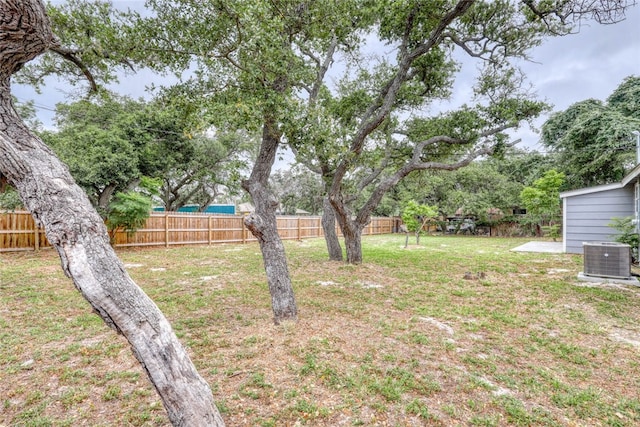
left=329, top=195, right=364, bottom=264
left=321, top=197, right=343, bottom=261
left=0, top=2, right=223, bottom=425
left=242, top=120, right=297, bottom=324
left=96, top=182, right=117, bottom=214
left=342, top=221, right=364, bottom=264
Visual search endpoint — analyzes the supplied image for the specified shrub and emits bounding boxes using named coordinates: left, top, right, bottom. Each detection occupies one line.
left=609, top=216, right=639, bottom=263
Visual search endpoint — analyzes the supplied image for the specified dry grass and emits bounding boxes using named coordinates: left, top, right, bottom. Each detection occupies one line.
left=1, top=235, right=639, bottom=426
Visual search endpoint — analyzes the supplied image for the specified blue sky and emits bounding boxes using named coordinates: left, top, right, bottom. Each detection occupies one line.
left=12, top=2, right=640, bottom=152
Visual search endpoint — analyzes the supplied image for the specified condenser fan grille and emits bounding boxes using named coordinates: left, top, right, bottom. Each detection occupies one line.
left=583, top=242, right=631, bottom=279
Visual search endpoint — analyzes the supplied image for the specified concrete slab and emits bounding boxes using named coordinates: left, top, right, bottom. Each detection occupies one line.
left=577, top=272, right=640, bottom=287
left=511, top=241, right=564, bottom=253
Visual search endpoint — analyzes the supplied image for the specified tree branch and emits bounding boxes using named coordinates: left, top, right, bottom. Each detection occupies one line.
left=332, top=0, right=474, bottom=198
left=48, top=46, right=106, bottom=93
left=521, top=0, right=633, bottom=33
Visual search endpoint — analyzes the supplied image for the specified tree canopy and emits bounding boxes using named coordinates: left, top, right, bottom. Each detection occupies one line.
left=270, top=165, right=325, bottom=215
left=41, top=94, right=249, bottom=214
left=282, top=0, right=631, bottom=263
left=541, top=75, right=640, bottom=190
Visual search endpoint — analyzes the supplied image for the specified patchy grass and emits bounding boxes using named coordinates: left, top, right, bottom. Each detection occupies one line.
left=1, top=235, right=640, bottom=426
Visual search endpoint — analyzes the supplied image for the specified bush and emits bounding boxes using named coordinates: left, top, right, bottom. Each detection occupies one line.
left=0, top=187, right=23, bottom=211
left=106, top=177, right=160, bottom=242
left=106, top=191, right=153, bottom=234
left=609, top=216, right=639, bottom=263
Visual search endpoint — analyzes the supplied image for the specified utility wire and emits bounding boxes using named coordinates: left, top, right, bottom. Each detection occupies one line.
left=16, top=97, right=640, bottom=157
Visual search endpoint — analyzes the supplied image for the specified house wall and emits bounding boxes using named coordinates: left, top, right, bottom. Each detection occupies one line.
left=563, top=186, right=634, bottom=254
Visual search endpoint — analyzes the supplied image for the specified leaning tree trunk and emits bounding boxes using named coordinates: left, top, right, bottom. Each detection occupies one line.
left=321, top=197, right=343, bottom=261
left=0, top=2, right=223, bottom=425
left=242, top=120, right=297, bottom=324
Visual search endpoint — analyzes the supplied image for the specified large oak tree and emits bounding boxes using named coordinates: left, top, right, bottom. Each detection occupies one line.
left=117, top=0, right=366, bottom=323
left=0, top=1, right=224, bottom=425
left=290, top=0, right=635, bottom=263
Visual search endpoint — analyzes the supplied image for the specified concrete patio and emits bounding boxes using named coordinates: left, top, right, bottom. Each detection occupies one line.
left=511, top=241, right=564, bottom=253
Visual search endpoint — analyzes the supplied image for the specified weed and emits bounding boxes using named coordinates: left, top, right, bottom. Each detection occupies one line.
left=551, top=387, right=603, bottom=418
left=406, top=398, right=437, bottom=420
left=60, top=388, right=89, bottom=408
left=239, top=372, right=273, bottom=400
left=102, top=385, right=122, bottom=401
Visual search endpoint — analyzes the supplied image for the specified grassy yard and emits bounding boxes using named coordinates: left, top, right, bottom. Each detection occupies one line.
left=1, top=235, right=639, bottom=426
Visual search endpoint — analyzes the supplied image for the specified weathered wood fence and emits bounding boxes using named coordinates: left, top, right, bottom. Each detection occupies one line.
left=0, top=211, right=396, bottom=252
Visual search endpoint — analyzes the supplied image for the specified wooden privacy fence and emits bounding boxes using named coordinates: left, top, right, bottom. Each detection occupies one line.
left=0, top=211, right=396, bottom=252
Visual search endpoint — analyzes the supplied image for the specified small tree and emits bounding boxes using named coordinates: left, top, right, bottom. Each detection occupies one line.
left=520, top=169, right=565, bottom=238
left=401, top=200, right=439, bottom=247
left=106, top=177, right=161, bottom=242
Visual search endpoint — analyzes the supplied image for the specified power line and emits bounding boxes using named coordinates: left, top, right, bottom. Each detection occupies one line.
left=16, top=97, right=640, bottom=157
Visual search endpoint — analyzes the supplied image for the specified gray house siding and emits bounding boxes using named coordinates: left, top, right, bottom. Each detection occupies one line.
left=563, top=186, right=634, bottom=254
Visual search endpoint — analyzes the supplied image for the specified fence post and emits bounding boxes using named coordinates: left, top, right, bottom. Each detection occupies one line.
left=297, top=217, right=301, bottom=240
left=165, top=213, right=170, bottom=248
left=241, top=216, right=246, bottom=244
left=208, top=215, right=212, bottom=245
left=34, top=225, right=39, bottom=251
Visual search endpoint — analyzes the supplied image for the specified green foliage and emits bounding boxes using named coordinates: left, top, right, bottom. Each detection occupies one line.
left=520, top=169, right=564, bottom=236
left=41, top=95, right=157, bottom=211
left=541, top=76, right=640, bottom=189
left=270, top=166, right=324, bottom=215
left=16, top=0, right=137, bottom=92
left=0, top=187, right=23, bottom=211
left=401, top=200, right=438, bottom=234
left=392, top=150, right=556, bottom=221
left=401, top=200, right=438, bottom=246
left=609, top=216, right=639, bottom=262
left=106, top=177, right=160, bottom=236
left=607, top=75, right=640, bottom=119
left=520, top=170, right=564, bottom=218
left=488, top=148, right=558, bottom=188
left=41, top=94, right=248, bottom=213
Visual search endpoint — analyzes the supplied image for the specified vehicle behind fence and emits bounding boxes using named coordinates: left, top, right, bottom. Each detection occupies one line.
left=0, top=211, right=395, bottom=252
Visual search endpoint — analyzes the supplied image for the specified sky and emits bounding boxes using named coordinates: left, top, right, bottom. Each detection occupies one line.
left=510, top=5, right=640, bottom=150
left=11, top=2, right=640, bottom=153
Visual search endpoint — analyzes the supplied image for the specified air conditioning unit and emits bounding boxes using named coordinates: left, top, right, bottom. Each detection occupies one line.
left=583, top=242, right=631, bottom=279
